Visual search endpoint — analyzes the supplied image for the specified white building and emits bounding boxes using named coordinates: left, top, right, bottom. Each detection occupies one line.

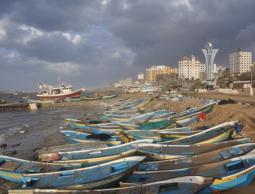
left=229, top=50, right=252, bottom=74
left=137, top=73, right=144, bottom=81
left=178, top=55, right=205, bottom=80
left=113, top=78, right=133, bottom=88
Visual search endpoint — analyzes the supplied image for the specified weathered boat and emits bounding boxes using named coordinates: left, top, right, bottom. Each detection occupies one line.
left=123, top=150, right=255, bottom=185
left=0, top=156, right=145, bottom=189
left=119, top=97, right=151, bottom=110
left=101, top=94, right=117, bottom=99
left=136, top=138, right=251, bottom=158
left=114, top=118, right=173, bottom=131
left=66, top=120, right=121, bottom=130
left=104, top=108, right=139, bottom=116
left=208, top=164, right=255, bottom=191
left=122, top=127, right=192, bottom=141
left=163, top=121, right=242, bottom=145
left=65, top=138, right=122, bottom=146
left=80, top=96, right=102, bottom=101
left=61, top=130, right=121, bottom=145
left=36, top=142, right=109, bottom=159
left=8, top=176, right=213, bottom=194
left=156, top=130, right=202, bottom=140
left=172, top=101, right=216, bottom=119
left=37, top=83, right=83, bottom=100
left=38, top=139, right=153, bottom=162
left=137, top=143, right=255, bottom=169
left=0, top=155, right=81, bottom=174
left=105, top=110, right=173, bottom=123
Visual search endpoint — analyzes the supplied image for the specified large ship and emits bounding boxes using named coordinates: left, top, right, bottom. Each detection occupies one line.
left=37, top=83, right=83, bottom=100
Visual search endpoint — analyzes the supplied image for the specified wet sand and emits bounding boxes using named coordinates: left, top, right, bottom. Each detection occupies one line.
left=0, top=100, right=105, bottom=160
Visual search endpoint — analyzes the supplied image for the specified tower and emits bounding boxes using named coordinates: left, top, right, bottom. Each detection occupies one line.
left=202, top=42, right=218, bottom=89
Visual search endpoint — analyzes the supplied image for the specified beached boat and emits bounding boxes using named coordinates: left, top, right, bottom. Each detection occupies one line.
left=163, top=121, right=242, bottom=145
left=65, top=138, right=122, bottom=146
left=61, top=130, right=121, bottom=145
left=65, top=120, right=121, bottom=130
left=101, top=94, right=117, bottom=99
left=38, top=140, right=153, bottom=162
left=122, top=127, right=192, bottom=141
left=136, top=138, right=251, bottom=159
left=105, top=110, right=173, bottom=122
left=172, top=101, right=216, bottom=119
left=0, top=155, right=82, bottom=174
left=123, top=150, right=255, bottom=185
left=8, top=176, right=213, bottom=194
left=137, top=143, right=255, bottom=169
left=104, top=108, right=139, bottom=115
left=208, top=164, right=255, bottom=191
left=0, top=156, right=145, bottom=189
left=108, top=97, right=150, bottom=111
left=80, top=96, right=102, bottom=101
left=115, top=119, right=172, bottom=131
left=36, top=142, right=109, bottom=159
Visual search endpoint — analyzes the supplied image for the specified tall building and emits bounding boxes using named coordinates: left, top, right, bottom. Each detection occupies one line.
left=178, top=55, right=205, bottom=80
left=229, top=49, right=252, bottom=74
left=202, top=42, right=219, bottom=88
left=146, top=65, right=177, bottom=82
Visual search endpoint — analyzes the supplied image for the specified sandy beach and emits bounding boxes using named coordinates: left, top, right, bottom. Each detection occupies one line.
left=1, top=93, right=255, bottom=193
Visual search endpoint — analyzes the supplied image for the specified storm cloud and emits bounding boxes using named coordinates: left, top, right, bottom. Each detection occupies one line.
left=0, top=0, right=255, bottom=90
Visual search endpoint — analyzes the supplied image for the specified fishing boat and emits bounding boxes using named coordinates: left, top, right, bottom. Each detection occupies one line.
left=121, top=127, right=193, bottom=141
left=36, top=142, right=109, bottom=160
left=156, top=130, right=201, bottom=139
left=37, top=83, right=83, bottom=100
left=0, top=156, right=145, bottom=189
left=136, top=138, right=250, bottom=159
left=60, top=130, right=122, bottom=145
left=8, top=176, right=213, bottom=194
left=80, top=96, right=102, bottom=101
left=114, top=118, right=172, bottom=131
left=163, top=121, right=242, bottom=145
left=137, top=143, right=255, bottom=169
left=208, top=164, right=255, bottom=191
left=0, top=155, right=81, bottom=174
left=38, top=140, right=153, bottom=163
left=117, top=97, right=151, bottom=110
left=101, top=94, right=117, bottom=99
left=105, top=110, right=173, bottom=122
left=104, top=108, right=139, bottom=115
left=65, top=119, right=121, bottom=130
left=123, top=150, right=255, bottom=185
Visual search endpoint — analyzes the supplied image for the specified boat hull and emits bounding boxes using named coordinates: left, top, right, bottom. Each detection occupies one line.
left=37, top=90, right=82, bottom=100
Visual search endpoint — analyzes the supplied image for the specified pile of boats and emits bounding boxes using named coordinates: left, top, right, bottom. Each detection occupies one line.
left=3, top=96, right=255, bottom=193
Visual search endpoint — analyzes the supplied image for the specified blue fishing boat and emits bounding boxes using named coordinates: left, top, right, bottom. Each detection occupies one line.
left=38, top=139, right=153, bottom=163
left=138, top=143, right=255, bottom=168
left=163, top=121, right=242, bottom=145
left=8, top=176, right=213, bottom=194
left=0, top=156, right=145, bottom=189
left=123, top=150, right=255, bottom=185
left=60, top=130, right=121, bottom=145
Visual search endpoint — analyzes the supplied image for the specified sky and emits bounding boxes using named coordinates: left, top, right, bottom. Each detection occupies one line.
left=0, top=0, right=255, bottom=91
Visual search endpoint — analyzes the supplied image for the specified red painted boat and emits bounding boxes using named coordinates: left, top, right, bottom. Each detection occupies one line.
left=37, top=83, right=83, bottom=100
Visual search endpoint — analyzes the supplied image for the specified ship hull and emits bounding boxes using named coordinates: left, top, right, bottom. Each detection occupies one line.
left=37, top=90, right=82, bottom=100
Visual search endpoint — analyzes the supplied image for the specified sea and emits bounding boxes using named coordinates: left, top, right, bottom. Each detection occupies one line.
left=0, top=92, right=90, bottom=146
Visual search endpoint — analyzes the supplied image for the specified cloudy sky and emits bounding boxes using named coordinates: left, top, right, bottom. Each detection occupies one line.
left=0, top=0, right=255, bottom=91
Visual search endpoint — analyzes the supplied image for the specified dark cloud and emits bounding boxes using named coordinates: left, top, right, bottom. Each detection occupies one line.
left=0, top=0, right=255, bottom=90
